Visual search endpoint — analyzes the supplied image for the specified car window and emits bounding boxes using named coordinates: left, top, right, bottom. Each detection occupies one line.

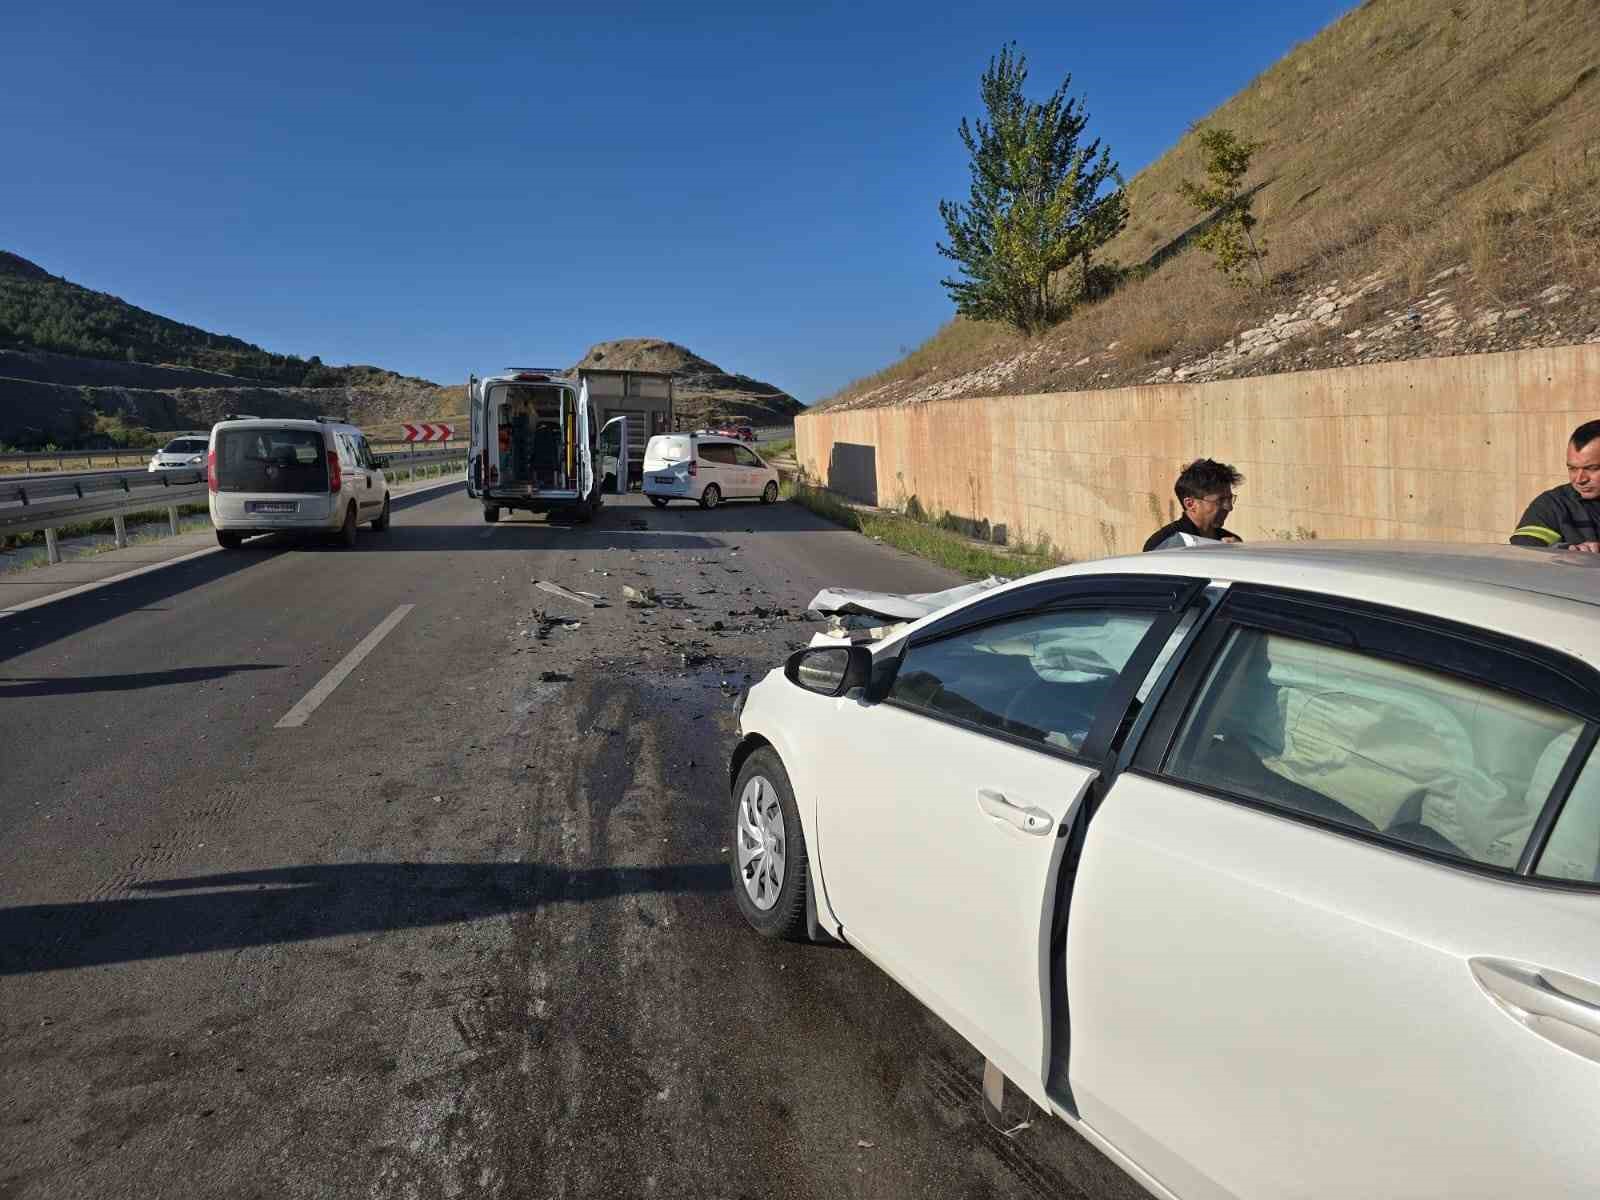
left=699, top=443, right=737, bottom=465
left=214, top=428, right=327, bottom=493
left=888, top=608, right=1160, bottom=754
left=356, top=435, right=377, bottom=469
left=648, top=437, right=687, bottom=462
left=1164, top=628, right=1587, bottom=868
left=733, top=446, right=764, bottom=466
left=1536, top=739, right=1600, bottom=883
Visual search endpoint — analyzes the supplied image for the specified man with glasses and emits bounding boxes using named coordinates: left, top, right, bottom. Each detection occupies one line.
left=1144, top=458, right=1244, bottom=552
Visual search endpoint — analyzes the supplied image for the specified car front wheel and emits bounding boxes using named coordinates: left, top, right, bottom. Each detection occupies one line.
left=730, top=747, right=808, bottom=939
left=371, top=494, right=391, bottom=531
left=761, top=481, right=779, bottom=504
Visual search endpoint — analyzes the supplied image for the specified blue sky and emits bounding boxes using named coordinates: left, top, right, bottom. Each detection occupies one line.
left=3, top=1, right=1351, bottom=403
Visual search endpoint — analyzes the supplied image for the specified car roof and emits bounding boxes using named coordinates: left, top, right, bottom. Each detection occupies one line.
left=941, top=541, right=1600, bottom=666
left=211, top=418, right=353, bottom=433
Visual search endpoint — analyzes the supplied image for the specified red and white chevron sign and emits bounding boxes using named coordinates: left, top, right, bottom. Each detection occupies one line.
left=401, top=422, right=454, bottom=442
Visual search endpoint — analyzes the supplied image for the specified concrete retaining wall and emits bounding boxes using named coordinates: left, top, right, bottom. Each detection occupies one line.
left=796, top=344, right=1600, bottom=559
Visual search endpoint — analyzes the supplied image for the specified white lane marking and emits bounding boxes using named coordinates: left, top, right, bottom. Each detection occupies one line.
left=274, top=604, right=415, bottom=729
left=0, top=475, right=464, bottom=620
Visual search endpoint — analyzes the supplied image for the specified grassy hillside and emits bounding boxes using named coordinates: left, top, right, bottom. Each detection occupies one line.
left=824, top=0, right=1600, bottom=409
left=0, top=251, right=435, bottom=392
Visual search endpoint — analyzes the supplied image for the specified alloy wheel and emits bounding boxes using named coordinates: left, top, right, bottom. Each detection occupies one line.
left=735, top=775, right=785, bottom=910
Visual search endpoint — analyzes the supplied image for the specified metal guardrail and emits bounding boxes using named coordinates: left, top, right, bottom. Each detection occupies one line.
left=0, top=446, right=466, bottom=563
left=0, top=438, right=458, bottom=474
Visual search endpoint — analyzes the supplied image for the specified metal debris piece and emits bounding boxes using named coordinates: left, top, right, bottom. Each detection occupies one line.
left=535, top=580, right=608, bottom=607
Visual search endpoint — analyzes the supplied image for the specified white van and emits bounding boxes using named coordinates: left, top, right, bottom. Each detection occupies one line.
left=642, top=433, right=779, bottom=509
left=466, top=368, right=628, bottom=521
left=208, top=417, right=390, bottom=549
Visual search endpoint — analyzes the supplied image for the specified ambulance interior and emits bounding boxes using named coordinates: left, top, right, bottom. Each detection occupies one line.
left=492, top=383, right=581, bottom=493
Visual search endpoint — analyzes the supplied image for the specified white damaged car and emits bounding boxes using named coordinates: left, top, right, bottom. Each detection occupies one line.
left=727, top=542, right=1600, bottom=1200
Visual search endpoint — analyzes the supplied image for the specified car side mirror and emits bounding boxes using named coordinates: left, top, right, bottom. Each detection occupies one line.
left=784, top=644, right=873, bottom=697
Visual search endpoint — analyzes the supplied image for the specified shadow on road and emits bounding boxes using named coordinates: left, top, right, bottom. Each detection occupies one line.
left=0, top=860, right=730, bottom=975
left=0, top=662, right=281, bottom=697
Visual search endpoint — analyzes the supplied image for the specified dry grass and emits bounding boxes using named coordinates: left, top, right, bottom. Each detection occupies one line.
left=822, top=0, right=1600, bottom=407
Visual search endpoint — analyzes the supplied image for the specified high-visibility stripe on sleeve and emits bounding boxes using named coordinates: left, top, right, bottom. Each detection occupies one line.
left=1512, top=524, right=1562, bottom=545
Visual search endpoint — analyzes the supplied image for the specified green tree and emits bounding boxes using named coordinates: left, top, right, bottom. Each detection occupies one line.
left=1177, top=126, right=1266, bottom=286
left=938, top=44, right=1129, bottom=334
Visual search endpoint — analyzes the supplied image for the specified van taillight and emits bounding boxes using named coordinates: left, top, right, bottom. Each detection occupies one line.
left=688, top=458, right=698, bottom=477
left=328, top=450, right=341, bottom=493
left=207, top=449, right=218, bottom=493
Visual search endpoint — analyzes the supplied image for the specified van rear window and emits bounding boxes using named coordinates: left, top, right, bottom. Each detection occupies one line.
left=215, top=429, right=328, bottom=493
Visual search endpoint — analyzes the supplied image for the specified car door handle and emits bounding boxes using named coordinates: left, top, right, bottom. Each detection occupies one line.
left=976, top=788, right=1054, bottom=836
left=1470, top=957, right=1600, bottom=1045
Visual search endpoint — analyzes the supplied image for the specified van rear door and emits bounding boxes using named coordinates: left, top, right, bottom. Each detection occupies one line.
left=599, top=416, right=629, bottom=495
left=467, top=374, right=483, bottom=497
left=576, top=378, right=594, bottom=499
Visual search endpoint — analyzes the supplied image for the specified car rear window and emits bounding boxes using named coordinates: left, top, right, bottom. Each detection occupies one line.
left=215, top=428, right=328, bottom=494
left=647, top=437, right=688, bottom=462
left=1165, top=628, right=1587, bottom=870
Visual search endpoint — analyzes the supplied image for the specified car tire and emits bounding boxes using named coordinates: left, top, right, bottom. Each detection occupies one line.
left=217, top=531, right=243, bottom=550
left=700, top=484, right=721, bottom=510
left=340, top=503, right=358, bottom=547
left=483, top=505, right=500, bottom=523
left=761, top=481, right=779, bottom=505
left=649, top=496, right=669, bottom=508
left=729, top=747, right=808, bottom=939
left=371, top=495, right=391, bottom=531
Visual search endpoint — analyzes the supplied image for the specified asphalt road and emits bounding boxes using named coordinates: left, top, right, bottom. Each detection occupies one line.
left=0, top=485, right=1145, bottom=1200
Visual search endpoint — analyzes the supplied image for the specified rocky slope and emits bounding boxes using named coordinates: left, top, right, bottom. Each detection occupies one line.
left=570, top=339, right=801, bottom=427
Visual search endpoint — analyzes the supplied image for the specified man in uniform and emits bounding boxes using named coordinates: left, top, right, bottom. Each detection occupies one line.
left=1511, top=420, right=1600, bottom=552
left=1144, top=458, right=1244, bottom=551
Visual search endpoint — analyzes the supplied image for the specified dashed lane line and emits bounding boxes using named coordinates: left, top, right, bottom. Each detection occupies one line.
left=273, top=604, right=415, bottom=729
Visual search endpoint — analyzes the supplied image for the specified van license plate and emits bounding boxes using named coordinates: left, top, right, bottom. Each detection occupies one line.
left=248, top=501, right=298, bottom=514
left=654, top=474, right=676, bottom=484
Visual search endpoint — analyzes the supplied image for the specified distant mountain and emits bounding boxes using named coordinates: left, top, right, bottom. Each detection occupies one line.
left=0, top=253, right=458, bottom=447
left=0, top=251, right=436, bottom=392
left=571, top=338, right=802, bottom=426
left=0, top=255, right=799, bottom=448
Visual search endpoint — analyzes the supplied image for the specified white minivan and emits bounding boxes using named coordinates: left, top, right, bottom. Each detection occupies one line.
left=642, top=433, right=779, bottom=509
left=208, top=417, right=391, bottom=549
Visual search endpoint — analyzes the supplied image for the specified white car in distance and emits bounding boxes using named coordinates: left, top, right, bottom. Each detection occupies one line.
left=643, top=433, right=779, bottom=510
left=727, top=541, right=1600, bottom=1200
left=147, top=434, right=210, bottom=472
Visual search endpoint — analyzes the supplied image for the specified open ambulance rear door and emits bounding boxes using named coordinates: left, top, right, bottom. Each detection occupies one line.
left=467, top=374, right=483, bottom=498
